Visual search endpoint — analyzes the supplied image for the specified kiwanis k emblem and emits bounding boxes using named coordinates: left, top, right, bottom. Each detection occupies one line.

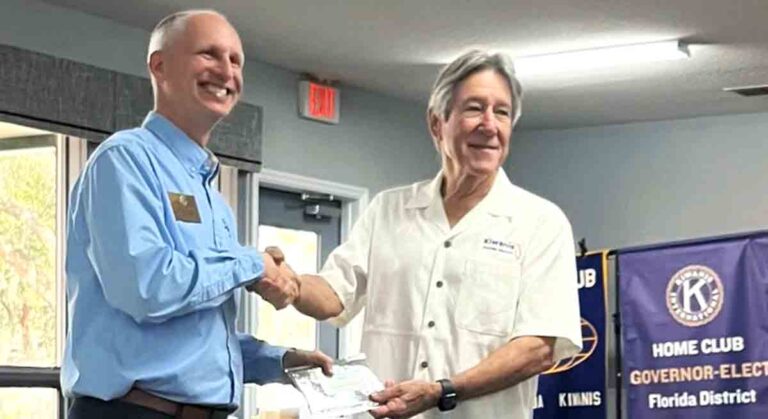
left=666, top=265, right=724, bottom=327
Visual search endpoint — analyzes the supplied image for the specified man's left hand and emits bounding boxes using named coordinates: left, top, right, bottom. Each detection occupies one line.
left=369, top=380, right=442, bottom=418
left=282, top=349, right=334, bottom=376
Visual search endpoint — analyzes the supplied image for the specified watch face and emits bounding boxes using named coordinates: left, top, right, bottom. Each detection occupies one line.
left=438, top=395, right=457, bottom=411
left=437, top=379, right=457, bottom=411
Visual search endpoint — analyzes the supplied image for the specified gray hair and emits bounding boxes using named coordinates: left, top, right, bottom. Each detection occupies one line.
left=147, top=9, right=228, bottom=62
left=428, top=50, right=523, bottom=126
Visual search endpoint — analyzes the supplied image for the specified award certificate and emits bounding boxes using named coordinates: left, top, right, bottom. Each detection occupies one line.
left=286, top=354, right=384, bottom=418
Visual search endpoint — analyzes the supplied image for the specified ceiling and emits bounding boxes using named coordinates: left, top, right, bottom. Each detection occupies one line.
left=42, top=0, right=768, bottom=130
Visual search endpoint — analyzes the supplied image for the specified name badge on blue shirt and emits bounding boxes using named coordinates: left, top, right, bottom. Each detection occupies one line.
left=168, top=192, right=201, bottom=223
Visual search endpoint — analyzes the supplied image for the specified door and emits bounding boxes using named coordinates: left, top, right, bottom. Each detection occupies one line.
left=253, top=187, right=342, bottom=415
left=257, top=188, right=341, bottom=356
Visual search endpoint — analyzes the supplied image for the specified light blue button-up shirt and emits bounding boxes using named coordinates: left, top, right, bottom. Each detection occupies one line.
left=62, top=112, right=286, bottom=408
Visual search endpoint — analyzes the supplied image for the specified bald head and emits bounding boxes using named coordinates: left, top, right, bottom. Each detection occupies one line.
left=147, top=9, right=237, bottom=62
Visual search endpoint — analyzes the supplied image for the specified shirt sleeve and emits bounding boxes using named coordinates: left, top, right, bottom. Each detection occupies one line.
left=238, top=334, right=288, bottom=385
left=319, top=194, right=381, bottom=327
left=76, top=143, right=264, bottom=324
left=510, top=205, right=583, bottom=362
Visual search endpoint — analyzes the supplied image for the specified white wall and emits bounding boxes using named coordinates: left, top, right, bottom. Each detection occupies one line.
left=507, top=111, right=768, bottom=250
left=0, top=0, right=438, bottom=195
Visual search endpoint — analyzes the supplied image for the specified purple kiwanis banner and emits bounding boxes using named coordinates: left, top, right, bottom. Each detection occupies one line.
left=535, top=251, right=607, bottom=419
left=619, top=233, right=768, bottom=419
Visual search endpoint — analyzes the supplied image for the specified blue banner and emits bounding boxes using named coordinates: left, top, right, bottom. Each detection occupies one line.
left=535, top=251, right=607, bottom=419
left=619, top=233, right=768, bottom=418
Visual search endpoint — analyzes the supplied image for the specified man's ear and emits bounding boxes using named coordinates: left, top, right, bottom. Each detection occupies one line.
left=427, top=111, right=442, bottom=150
left=148, top=51, right=164, bottom=81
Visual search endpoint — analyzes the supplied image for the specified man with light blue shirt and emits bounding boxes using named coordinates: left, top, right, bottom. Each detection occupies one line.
left=62, top=9, right=332, bottom=419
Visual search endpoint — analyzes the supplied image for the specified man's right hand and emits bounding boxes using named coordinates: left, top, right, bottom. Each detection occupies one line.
left=247, top=250, right=300, bottom=310
left=253, top=247, right=344, bottom=320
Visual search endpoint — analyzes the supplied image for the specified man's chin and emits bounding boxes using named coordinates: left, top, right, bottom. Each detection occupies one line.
left=202, top=104, right=234, bottom=122
left=465, top=161, right=501, bottom=176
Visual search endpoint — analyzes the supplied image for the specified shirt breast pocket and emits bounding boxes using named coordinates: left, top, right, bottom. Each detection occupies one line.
left=455, top=258, right=521, bottom=337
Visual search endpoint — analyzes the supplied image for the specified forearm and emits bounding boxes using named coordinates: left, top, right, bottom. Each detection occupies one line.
left=293, top=274, right=344, bottom=320
left=369, top=337, right=556, bottom=418
left=452, top=336, right=555, bottom=401
left=96, top=244, right=262, bottom=323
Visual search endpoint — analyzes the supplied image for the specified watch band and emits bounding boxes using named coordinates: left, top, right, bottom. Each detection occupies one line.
left=436, top=378, right=458, bottom=411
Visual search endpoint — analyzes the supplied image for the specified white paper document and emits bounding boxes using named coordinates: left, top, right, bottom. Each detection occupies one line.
left=286, top=354, right=384, bottom=418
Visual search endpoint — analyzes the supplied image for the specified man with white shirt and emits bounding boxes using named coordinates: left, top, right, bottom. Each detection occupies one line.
left=263, top=50, right=582, bottom=419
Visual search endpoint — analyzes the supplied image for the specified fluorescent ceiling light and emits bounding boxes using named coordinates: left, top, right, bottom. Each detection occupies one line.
left=513, top=40, right=690, bottom=77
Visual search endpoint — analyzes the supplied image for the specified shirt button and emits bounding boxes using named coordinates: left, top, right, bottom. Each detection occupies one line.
left=420, top=361, right=429, bottom=369
left=444, top=240, right=451, bottom=248
left=436, top=281, right=444, bottom=288
left=427, top=321, right=435, bottom=328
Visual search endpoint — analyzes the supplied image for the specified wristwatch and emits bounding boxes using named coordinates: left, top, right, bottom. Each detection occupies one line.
left=436, top=378, right=458, bottom=411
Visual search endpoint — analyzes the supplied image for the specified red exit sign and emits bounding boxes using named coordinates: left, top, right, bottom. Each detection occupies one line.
left=299, top=81, right=340, bottom=124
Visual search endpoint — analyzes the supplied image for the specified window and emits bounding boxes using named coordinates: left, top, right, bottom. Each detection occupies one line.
left=0, top=122, right=85, bottom=419
left=0, top=388, right=59, bottom=417
left=0, top=136, right=59, bottom=369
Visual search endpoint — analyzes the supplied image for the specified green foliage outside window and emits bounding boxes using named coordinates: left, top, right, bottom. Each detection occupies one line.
left=0, top=146, right=58, bottom=419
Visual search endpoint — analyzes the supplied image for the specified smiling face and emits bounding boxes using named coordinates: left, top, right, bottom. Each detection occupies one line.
left=430, top=68, right=513, bottom=179
left=149, top=13, right=243, bottom=139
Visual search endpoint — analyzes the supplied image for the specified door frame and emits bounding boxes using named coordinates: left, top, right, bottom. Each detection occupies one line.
left=251, top=168, right=369, bottom=357
left=240, top=168, right=368, bottom=417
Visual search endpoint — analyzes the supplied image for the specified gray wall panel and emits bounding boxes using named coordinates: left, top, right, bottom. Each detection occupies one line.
left=209, top=104, right=263, bottom=166
left=113, top=72, right=153, bottom=131
left=0, top=44, right=114, bottom=133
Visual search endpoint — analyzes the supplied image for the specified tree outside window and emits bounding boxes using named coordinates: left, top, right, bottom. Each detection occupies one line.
left=0, top=135, right=60, bottom=419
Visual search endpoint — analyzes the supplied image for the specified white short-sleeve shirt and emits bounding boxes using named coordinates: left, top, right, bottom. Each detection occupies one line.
left=321, top=169, right=582, bottom=419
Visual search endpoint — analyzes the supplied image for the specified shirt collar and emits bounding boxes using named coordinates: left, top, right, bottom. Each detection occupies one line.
left=405, top=171, right=443, bottom=209
left=142, top=111, right=218, bottom=177
left=482, top=169, right=517, bottom=217
left=405, top=168, right=517, bottom=217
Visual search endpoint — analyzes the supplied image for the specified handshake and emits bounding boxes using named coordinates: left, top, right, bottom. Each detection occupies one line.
left=247, top=246, right=300, bottom=310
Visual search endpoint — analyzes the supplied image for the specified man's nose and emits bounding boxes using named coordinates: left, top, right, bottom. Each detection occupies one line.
left=478, top=108, right=498, bottom=135
left=212, top=57, right=235, bottom=80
